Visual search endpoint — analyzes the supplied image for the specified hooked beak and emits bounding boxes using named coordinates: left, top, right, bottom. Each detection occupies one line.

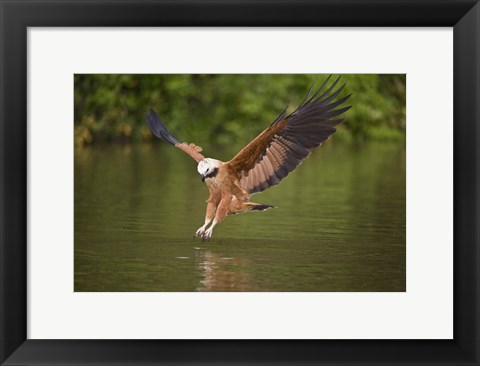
left=201, top=174, right=206, bottom=182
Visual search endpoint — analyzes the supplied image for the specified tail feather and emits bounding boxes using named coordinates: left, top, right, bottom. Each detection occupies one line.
left=145, top=108, right=180, bottom=145
left=249, top=203, right=274, bottom=211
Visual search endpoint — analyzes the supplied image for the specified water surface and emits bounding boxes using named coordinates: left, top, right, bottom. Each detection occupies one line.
left=74, top=141, right=405, bottom=292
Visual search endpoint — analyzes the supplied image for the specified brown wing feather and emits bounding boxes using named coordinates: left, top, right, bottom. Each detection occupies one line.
left=175, top=143, right=205, bottom=162
left=227, top=119, right=289, bottom=175
left=227, top=76, right=351, bottom=195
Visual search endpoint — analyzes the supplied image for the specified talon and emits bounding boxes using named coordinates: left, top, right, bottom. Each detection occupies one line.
left=195, top=223, right=215, bottom=241
left=194, top=226, right=206, bottom=238
left=201, top=228, right=213, bottom=241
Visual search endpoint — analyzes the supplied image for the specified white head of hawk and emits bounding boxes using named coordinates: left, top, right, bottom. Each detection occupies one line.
left=146, top=75, right=351, bottom=241
left=197, top=158, right=222, bottom=182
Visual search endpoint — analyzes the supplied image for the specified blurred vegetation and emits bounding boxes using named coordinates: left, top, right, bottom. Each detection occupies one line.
left=74, top=74, right=405, bottom=148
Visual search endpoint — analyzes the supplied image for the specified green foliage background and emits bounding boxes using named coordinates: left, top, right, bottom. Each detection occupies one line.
left=74, top=74, right=406, bottom=147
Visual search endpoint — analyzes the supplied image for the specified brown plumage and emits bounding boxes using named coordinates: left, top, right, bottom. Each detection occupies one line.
left=175, top=143, right=205, bottom=162
left=146, top=76, right=351, bottom=240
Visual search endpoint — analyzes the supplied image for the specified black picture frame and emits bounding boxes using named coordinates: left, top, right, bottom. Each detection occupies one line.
left=1, top=1, right=479, bottom=365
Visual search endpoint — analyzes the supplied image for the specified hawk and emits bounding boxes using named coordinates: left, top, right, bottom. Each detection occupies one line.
left=146, top=76, right=351, bottom=241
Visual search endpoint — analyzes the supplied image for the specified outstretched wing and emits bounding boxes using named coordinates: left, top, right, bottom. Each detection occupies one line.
left=227, top=76, right=351, bottom=194
left=146, top=108, right=205, bottom=162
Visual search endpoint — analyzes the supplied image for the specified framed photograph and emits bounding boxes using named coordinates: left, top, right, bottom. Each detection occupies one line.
left=1, top=1, right=479, bottom=365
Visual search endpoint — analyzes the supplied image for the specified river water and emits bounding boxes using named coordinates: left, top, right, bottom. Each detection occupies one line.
left=74, top=140, right=405, bottom=292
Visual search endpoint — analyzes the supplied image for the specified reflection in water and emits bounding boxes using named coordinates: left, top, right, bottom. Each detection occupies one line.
left=195, top=250, right=251, bottom=291
left=74, top=141, right=405, bottom=292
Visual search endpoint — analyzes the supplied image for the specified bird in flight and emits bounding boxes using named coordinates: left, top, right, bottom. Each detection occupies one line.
left=146, top=76, right=351, bottom=241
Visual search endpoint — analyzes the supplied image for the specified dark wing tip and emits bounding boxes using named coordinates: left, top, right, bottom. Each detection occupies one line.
left=145, top=108, right=180, bottom=145
left=271, top=105, right=289, bottom=126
